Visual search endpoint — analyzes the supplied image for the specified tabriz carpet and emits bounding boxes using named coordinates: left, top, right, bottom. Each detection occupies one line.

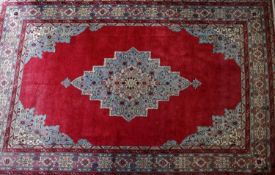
left=0, top=0, right=274, bottom=174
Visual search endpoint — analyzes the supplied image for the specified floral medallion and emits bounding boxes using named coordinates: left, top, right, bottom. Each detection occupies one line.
left=62, top=48, right=201, bottom=121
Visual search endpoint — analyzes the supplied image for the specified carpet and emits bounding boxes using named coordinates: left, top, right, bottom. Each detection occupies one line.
left=0, top=0, right=274, bottom=174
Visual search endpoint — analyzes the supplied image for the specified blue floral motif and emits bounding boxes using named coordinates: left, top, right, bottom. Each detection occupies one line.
left=162, top=103, right=245, bottom=149
left=22, top=24, right=103, bottom=64
left=169, top=24, right=243, bottom=66
left=10, top=102, right=92, bottom=148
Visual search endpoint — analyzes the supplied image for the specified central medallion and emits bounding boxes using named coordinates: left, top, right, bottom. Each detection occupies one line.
left=62, top=48, right=201, bottom=121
